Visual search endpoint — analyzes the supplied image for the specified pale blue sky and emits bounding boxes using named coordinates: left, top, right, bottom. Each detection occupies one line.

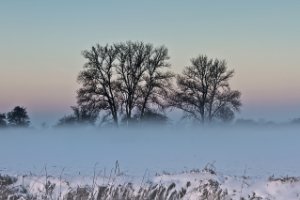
left=0, top=1, right=300, bottom=125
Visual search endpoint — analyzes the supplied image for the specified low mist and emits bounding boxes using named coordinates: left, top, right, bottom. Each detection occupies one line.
left=0, top=125, right=299, bottom=178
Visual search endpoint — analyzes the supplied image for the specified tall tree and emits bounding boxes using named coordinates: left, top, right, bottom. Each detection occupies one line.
left=7, top=106, right=30, bottom=127
left=116, top=41, right=152, bottom=122
left=78, top=44, right=120, bottom=125
left=116, top=42, right=173, bottom=123
left=171, top=55, right=241, bottom=123
left=138, top=46, right=174, bottom=120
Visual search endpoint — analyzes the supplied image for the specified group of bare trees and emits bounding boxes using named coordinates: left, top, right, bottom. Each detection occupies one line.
left=59, top=41, right=242, bottom=127
left=71, top=41, right=173, bottom=126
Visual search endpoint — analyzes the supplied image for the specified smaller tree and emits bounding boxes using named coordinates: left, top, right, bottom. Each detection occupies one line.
left=171, top=55, right=241, bottom=123
left=7, top=106, right=30, bottom=127
left=56, top=115, right=78, bottom=127
left=56, top=106, right=98, bottom=127
left=0, top=113, right=7, bottom=128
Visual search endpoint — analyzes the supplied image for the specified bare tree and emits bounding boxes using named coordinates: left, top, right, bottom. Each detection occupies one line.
left=206, top=59, right=241, bottom=122
left=78, top=44, right=120, bottom=125
left=138, top=46, right=174, bottom=120
left=171, top=55, right=241, bottom=123
left=116, top=41, right=152, bottom=122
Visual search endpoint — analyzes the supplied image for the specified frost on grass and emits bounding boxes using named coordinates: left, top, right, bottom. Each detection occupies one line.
left=1, top=166, right=300, bottom=200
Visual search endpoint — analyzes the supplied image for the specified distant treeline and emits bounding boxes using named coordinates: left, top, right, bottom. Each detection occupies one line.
left=1, top=107, right=300, bottom=129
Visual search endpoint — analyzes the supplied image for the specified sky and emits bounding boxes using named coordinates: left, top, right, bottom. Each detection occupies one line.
left=0, top=0, right=300, bottom=126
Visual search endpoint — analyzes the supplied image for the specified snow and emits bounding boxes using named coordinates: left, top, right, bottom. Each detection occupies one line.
left=0, top=125, right=300, bottom=199
left=4, top=169, right=300, bottom=199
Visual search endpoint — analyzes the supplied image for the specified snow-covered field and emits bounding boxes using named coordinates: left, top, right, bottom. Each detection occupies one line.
left=0, top=126, right=300, bottom=199
left=1, top=167, right=300, bottom=199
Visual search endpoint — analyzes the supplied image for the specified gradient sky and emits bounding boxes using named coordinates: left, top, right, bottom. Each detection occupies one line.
left=0, top=1, right=300, bottom=126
